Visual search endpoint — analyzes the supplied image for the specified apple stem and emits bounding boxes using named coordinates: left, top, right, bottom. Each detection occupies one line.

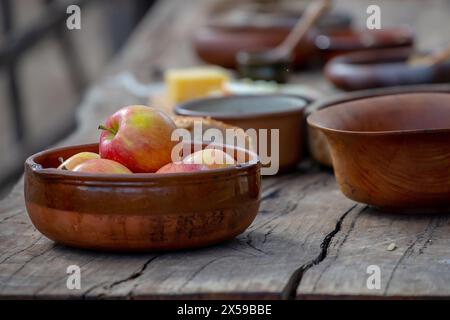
left=98, top=124, right=117, bottom=135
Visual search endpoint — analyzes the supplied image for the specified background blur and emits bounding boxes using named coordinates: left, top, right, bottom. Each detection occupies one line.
left=0, top=0, right=155, bottom=196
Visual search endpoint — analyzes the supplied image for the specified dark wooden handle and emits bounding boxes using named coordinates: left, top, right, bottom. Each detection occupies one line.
left=278, top=0, right=332, bottom=55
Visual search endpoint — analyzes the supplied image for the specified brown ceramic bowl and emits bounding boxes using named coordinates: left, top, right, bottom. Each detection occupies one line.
left=316, top=26, right=414, bottom=62
left=325, top=47, right=450, bottom=91
left=307, top=92, right=450, bottom=213
left=193, top=11, right=352, bottom=68
left=175, top=95, right=310, bottom=173
left=193, top=23, right=318, bottom=69
left=306, top=84, right=450, bottom=167
left=24, top=143, right=261, bottom=251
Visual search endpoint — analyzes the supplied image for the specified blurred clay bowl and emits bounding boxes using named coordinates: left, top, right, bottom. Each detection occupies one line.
left=325, top=47, right=450, bottom=91
left=316, top=26, right=414, bottom=62
left=24, top=143, right=261, bottom=252
left=175, top=95, right=311, bottom=173
left=193, top=11, right=352, bottom=68
left=307, top=92, right=450, bottom=213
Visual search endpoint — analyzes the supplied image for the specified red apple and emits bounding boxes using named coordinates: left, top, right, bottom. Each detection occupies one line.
left=57, top=152, right=99, bottom=170
left=98, top=105, right=177, bottom=173
left=183, top=149, right=236, bottom=169
left=156, top=162, right=207, bottom=174
left=73, top=159, right=132, bottom=174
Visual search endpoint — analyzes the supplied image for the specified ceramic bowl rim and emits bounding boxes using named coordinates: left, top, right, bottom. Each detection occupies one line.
left=174, top=94, right=310, bottom=120
left=326, top=47, right=450, bottom=70
left=25, top=143, right=260, bottom=184
left=307, top=91, right=450, bottom=136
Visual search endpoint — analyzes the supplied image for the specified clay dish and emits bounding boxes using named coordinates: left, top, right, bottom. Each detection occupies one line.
left=24, top=143, right=261, bottom=251
left=175, top=95, right=310, bottom=173
left=307, top=92, right=450, bottom=213
left=193, top=11, right=352, bottom=68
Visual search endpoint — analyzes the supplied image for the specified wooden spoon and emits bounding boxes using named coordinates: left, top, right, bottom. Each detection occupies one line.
left=236, top=0, right=332, bottom=82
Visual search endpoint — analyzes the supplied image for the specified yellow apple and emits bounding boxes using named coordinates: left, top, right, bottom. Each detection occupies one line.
left=57, top=152, right=100, bottom=170
left=183, top=149, right=235, bottom=169
left=73, top=159, right=132, bottom=174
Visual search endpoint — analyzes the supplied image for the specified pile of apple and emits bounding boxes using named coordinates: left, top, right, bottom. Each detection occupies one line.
left=58, top=105, right=236, bottom=174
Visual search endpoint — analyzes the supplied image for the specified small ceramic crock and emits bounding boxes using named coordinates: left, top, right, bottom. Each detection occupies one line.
left=175, top=95, right=310, bottom=173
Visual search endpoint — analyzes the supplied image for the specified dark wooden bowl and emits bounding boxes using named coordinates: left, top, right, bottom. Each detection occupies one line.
left=316, top=26, right=414, bottom=62
left=307, top=92, right=450, bottom=213
left=175, top=95, right=311, bottom=173
left=325, top=47, right=450, bottom=91
left=306, top=84, right=450, bottom=167
left=193, top=23, right=318, bottom=69
left=193, top=11, right=352, bottom=69
left=24, top=143, right=261, bottom=251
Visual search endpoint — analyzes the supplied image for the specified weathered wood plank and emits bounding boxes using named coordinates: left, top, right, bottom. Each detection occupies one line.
left=2, top=0, right=450, bottom=299
left=297, top=206, right=450, bottom=298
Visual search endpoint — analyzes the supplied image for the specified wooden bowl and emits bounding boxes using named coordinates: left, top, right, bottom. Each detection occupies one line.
left=193, top=11, right=352, bottom=68
left=24, top=143, right=261, bottom=251
left=193, top=23, right=317, bottom=69
left=307, top=92, right=450, bottom=213
left=306, top=84, right=450, bottom=167
left=325, top=47, right=450, bottom=91
left=175, top=95, right=310, bottom=173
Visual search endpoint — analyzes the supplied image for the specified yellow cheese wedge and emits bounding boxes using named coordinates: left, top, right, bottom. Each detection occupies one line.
left=165, top=66, right=229, bottom=104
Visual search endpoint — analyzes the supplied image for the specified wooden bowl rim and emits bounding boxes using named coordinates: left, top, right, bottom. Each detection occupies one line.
left=326, top=47, right=450, bottom=70
left=25, top=143, right=260, bottom=185
left=323, top=48, right=450, bottom=90
left=307, top=92, right=450, bottom=136
left=175, top=94, right=311, bottom=120
left=201, top=10, right=352, bottom=32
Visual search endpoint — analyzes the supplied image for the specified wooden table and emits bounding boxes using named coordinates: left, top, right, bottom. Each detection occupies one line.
left=1, top=0, right=450, bottom=299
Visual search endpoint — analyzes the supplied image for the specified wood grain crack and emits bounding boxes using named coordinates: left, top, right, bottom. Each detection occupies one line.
left=0, top=234, right=44, bottom=265
left=82, top=281, right=108, bottom=299
left=383, top=216, right=442, bottom=295
left=0, top=210, right=23, bottom=224
left=248, top=174, right=332, bottom=253
left=2, top=242, right=57, bottom=287
left=281, top=203, right=358, bottom=300
left=310, top=205, right=368, bottom=293
left=96, top=255, right=161, bottom=299
left=178, top=256, right=232, bottom=291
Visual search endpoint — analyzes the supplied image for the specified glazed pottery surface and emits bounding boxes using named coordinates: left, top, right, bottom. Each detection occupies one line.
left=24, top=143, right=261, bottom=251
left=307, top=92, right=450, bottom=212
left=175, top=95, right=310, bottom=173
